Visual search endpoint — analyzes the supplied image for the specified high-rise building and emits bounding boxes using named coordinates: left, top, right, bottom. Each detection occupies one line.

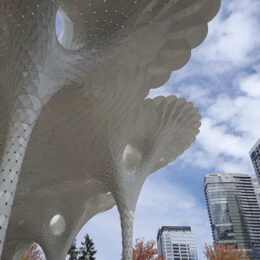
left=204, top=173, right=260, bottom=259
left=157, top=226, right=198, bottom=260
left=250, top=139, right=260, bottom=183
left=252, top=178, right=260, bottom=207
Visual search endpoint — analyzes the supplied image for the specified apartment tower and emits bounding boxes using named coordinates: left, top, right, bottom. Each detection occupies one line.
left=204, top=173, right=260, bottom=259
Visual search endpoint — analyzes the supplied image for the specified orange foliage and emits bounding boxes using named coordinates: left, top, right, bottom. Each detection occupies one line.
left=132, top=238, right=164, bottom=260
left=21, top=254, right=29, bottom=260
left=204, top=243, right=249, bottom=260
left=21, top=243, right=44, bottom=260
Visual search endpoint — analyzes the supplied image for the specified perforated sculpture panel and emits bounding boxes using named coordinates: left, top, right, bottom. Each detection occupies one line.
left=0, top=0, right=220, bottom=259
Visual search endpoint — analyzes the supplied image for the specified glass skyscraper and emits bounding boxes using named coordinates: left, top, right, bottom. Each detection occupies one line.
left=250, top=139, right=260, bottom=182
left=252, top=178, right=260, bottom=207
left=204, top=173, right=260, bottom=259
left=157, top=226, right=198, bottom=260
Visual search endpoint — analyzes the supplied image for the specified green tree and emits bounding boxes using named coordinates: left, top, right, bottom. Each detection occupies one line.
left=68, top=240, right=79, bottom=260
left=79, top=234, right=97, bottom=260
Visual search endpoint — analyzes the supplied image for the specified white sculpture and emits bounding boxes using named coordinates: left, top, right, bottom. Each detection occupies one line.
left=0, top=0, right=220, bottom=259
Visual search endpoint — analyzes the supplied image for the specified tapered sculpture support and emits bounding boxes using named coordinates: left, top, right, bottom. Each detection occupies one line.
left=0, top=97, right=42, bottom=255
left=119, top=207, right=135, bottom=260
left=109, top=187, right=137, bottom=260
left=110, top=170, right=145, bottom=260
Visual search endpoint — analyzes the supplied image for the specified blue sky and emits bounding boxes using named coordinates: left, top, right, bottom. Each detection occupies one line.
left=59, top=0, right=260, bottom=259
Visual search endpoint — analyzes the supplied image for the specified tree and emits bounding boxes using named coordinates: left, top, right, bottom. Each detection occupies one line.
left=79, top=234, right=97, bottom=260
left=68, top=240, right=79, bottom=260
left=204, top=243, right=249, bottom=260
left=132, top=238, right=164, bottom=260
left=21, top=243, right=44, bottom=260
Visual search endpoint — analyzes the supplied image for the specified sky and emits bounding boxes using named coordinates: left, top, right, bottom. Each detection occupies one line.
left=59, top=0, right=260, bottom=259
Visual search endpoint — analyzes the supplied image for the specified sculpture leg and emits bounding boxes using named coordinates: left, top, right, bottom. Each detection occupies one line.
left=111, top=177, right=145, bottom=260
left=0, top=98, right=41, bottom=255
left=119, top=207, right=135, bottom=260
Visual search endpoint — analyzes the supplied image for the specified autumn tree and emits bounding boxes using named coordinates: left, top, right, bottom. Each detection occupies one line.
left=204, top=243, right=249, bottom=260
left=21, top=243, right=45, bottom=260
left=132, top=238, right=164, bottom=260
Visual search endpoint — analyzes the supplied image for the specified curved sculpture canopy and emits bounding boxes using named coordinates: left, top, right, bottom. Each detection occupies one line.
left=0, top=0, right=220, bottom=259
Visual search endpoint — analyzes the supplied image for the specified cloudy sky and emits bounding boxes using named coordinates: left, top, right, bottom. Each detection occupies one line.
left=74, top=0, right=260, bottom=259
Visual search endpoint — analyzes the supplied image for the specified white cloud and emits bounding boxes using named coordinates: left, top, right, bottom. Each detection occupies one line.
left=207, top=95, right=236, bottom=122
left=239, top=72, right=260, bottom=97
left=176, top=71, right=260, bottom=175
left=199, top=118, right=247, bottom=158
left=181, top=142, right=253, bottom=175
left=199, top=0, right=260, bottom=66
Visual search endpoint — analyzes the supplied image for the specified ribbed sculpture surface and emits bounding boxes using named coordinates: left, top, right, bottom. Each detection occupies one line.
left=0, top=0, right=220, bottom=259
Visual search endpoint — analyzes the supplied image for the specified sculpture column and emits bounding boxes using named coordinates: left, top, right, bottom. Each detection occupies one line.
left=110, top=171, right=145, bottom=260
left=0, top=1, right=61, bottom=254
left=119, top=206, right=135, bottom=260
left=0, top=95, right=42, bottom=255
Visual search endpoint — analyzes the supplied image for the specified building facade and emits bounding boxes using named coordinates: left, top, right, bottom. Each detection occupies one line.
left=204, top=173, right=260, bottom=259
left=252, top=178, right=260, bottom=207
left=157, top=226, right=198, bottom=260
left=250, top=139, right=260, bottom=183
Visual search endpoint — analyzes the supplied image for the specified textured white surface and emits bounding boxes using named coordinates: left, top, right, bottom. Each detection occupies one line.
left=0, top=0, right=220, bottom=259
